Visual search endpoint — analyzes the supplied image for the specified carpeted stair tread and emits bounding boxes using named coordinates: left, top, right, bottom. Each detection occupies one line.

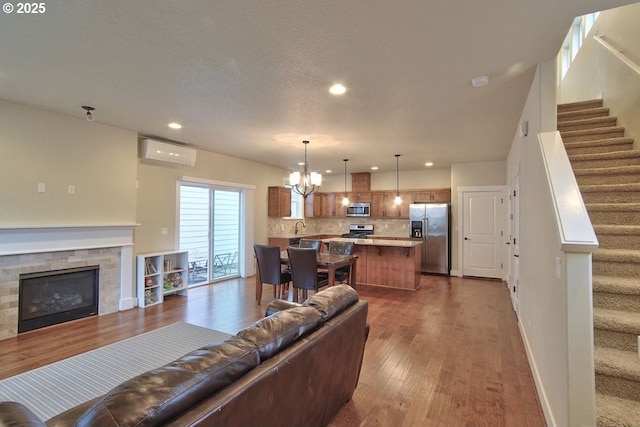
left=581, top=182, right=640, bottom=193
left=594, top=347, right=640, bottom=382
left=587, top=203, right=640, bottom=214
left=558, top=116, right=618, bottom=132
left=594, top=308, right=640, bottom=335
left=561, top=126, right=625, bottom=139
left=593, top=225, right=640, bottom=236
left=569, top=150, right=640, bottom=162
left=597, top=394, right=640, bottom=427
left=574, top=164, right=640, bottom=177
left=594, top=248, right=640, bottom=263
left=558, top=99, right=603, bottom=113
left=566, top=137, right=634, bottom=151
left=594, top=276, right=640, bottom=295
left=558, top=106, right=609, bottom=122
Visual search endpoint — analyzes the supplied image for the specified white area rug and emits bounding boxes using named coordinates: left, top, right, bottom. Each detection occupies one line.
left=0, top=322, right=231, bottom=421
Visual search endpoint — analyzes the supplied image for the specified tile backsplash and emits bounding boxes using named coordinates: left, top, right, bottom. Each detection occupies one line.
left=268, top=217, right=409, bottom=237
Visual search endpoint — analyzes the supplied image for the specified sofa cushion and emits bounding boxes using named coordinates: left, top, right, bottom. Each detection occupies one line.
left=237, top=306, right=321, bottom=360
left=303, top=284, right=359, bottom=322
left=74, top=336, right=259, bottom=427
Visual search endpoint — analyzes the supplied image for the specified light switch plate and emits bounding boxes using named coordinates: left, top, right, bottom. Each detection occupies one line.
left=37, top=183, right=45, bottom=193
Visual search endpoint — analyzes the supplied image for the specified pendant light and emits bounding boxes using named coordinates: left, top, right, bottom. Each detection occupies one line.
left=289, top=140, right=322, bottom=198
left=394, top=154, right=402, bottom=205
left=342, top=159, right=349, bottom=206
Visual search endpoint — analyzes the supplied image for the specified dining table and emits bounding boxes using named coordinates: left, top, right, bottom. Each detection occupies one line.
left=280, top=250, right=358, bottom=289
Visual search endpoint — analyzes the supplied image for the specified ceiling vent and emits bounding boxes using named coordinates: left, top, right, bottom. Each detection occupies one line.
left=142, top=139, right=196, bottom=166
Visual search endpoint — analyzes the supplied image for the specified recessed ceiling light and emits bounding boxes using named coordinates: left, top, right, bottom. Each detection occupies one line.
left=325, top=169, right=332, bottom=174
left=471, top=76, right=489, bottom=87
left=371, top=166, right=379, bottom=170
left=329, top=84, right=347, bottom=95
left=168, top=122, right=182, bottom=129
left=425, top=162, right=434, bottom=167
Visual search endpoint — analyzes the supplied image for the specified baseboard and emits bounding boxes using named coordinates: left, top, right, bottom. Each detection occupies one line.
left=519, top=318, right=555, bottom=427
left=119, top=297, right=137, bottom=311
left=450, top=269, right=462, bottom=277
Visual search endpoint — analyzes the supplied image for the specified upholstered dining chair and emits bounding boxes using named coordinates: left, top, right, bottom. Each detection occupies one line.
left=253, top=244, right=291, bottom=304
left=326, top=241, right=355, bottom=285
left=299, top=239, right=322, bottom=251
left=286, top=247, right=329, bottom=302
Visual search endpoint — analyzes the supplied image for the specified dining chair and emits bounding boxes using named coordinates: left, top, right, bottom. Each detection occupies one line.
left=299, top=239, right=322, bottom=251
left=326, top=241, right=355, bottom=285
left=253, top=244, right=291, bottom=304
left=286, top=246, right=329, bottom=302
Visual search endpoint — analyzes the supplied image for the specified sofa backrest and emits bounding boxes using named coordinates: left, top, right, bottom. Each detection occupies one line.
left=237, top=306, right=321, bottom=360
left=74, top=336, right=259, bottom=427
left=303, top=284, right=359, bottom=322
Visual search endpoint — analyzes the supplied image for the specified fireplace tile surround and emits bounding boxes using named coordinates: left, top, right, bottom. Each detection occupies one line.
left=0, top=225, right=137, bottom=340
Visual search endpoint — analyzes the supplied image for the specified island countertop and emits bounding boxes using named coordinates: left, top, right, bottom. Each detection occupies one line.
left=322, top=237, right=422, bottom=248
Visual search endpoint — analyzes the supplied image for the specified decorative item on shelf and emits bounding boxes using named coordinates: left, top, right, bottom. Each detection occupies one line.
left=144, top=289, right=158, bottom=305
left=145, top=263, right=157, bottom=275
left=394, top=154, right=402, bottom=205
left=289, top=140, right=322, bottom=198
left=164, top=272, right=183, bottom=290
left=342, top=159, right=349, bottom=206
left=145, top=277, right=154, bottom=287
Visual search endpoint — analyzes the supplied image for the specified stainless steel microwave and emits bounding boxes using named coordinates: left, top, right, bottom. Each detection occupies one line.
left=346, top=202, right=371, bottom=217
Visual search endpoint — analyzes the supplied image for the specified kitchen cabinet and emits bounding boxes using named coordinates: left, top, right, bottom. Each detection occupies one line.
left=305, top=193, right=335, bottom=217
left=370, top=192, right=412, bottom=218
left=304, top=188, right=451, bottom=218
left=268, top=186, right=291, bottom=217
left=351, top=172, right=371, bottom=192
left=413, top=188, right=451, bottom=203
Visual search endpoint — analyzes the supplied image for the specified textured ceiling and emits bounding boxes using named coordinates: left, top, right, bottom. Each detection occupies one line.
left=0, top=0, right=636, bottom=174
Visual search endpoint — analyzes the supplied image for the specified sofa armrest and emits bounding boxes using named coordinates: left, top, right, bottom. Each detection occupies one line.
left=264, top=299, right=302, bottom=317
left=0, top=402, right=46, bottom=427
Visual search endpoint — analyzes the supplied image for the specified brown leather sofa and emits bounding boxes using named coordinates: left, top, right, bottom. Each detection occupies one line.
left=0, top=284, right=368, bottom=427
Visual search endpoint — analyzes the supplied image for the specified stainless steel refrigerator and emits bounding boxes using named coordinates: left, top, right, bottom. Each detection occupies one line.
left=409, top=203, right=450, bottom=275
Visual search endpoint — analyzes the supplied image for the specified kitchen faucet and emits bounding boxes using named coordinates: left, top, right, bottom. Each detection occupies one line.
left=294, top=221, right=306, bottom=235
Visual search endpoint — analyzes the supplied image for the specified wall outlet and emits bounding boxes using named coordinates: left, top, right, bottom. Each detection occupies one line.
left=161, top=227, right=168, bottom=235
left=67, top=185, right=75, bottom=195
left=37, top=183, right=46, bottom=193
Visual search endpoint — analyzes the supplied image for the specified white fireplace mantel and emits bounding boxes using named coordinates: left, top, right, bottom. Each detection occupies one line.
left=0, top=224, right=139, bottom=311
left=0, top=224, right=138, bottom=256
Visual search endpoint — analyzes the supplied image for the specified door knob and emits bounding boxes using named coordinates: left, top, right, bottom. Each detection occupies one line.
left=464, top=237, right=470, bottom=240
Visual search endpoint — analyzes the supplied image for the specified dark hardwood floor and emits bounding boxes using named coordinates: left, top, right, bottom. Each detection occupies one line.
left=0, top=275, right=546, bottom=427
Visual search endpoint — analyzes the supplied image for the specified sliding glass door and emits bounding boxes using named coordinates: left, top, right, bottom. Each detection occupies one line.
left=179, top=183, right=241, bottom=285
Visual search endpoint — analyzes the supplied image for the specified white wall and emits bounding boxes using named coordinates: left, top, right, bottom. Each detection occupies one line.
left=560, top=3, right=640, bottom=145
left=0, top=99, right=138, bottom=225
left=508, top=60, right=578, bottom=427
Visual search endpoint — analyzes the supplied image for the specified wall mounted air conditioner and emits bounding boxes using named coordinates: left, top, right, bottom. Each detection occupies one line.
left=142, top=139, right=197, bottom=166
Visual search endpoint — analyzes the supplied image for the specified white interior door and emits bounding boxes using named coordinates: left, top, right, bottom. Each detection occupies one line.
left=462, top=190, right=503, bottom=279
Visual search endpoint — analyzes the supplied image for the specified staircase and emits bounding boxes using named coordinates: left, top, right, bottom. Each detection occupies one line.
left=559, top=99, right=640, bottom=427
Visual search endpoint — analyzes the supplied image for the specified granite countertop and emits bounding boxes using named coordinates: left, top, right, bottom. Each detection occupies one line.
left=322, top=237, right=422, bottom=248
left=268, top=234, right=327, bottom=239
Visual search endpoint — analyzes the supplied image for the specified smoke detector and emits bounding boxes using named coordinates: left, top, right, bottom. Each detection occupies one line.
left=471, top=76, right=489, bottom=87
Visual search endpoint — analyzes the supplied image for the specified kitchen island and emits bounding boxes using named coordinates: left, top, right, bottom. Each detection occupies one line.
left=323, top=237, right=422, bottom=290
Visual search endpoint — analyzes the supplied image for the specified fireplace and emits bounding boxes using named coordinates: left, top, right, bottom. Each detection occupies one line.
left=19, top=266, right=100, bottom=333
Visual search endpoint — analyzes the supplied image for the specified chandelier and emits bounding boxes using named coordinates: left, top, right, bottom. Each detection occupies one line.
left=289, top=140, right=322, bottom=198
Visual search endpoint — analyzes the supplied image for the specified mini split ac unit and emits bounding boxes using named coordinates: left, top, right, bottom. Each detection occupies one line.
left=142, top=139, right=197, bottom=166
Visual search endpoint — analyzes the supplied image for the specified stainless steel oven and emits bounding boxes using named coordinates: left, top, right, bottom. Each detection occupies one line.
left=346, top=202, right=371, bottom=217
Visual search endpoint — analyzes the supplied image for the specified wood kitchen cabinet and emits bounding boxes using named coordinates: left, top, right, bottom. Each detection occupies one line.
left=305, top=192, right=335, bottom=217
left=268, top=186, right=291, bottom=217
left=351, top=172, right=371, bottom=192
left=412, top=188, right=451, bottom=203
left=371, top=192, right=412, bottom=218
